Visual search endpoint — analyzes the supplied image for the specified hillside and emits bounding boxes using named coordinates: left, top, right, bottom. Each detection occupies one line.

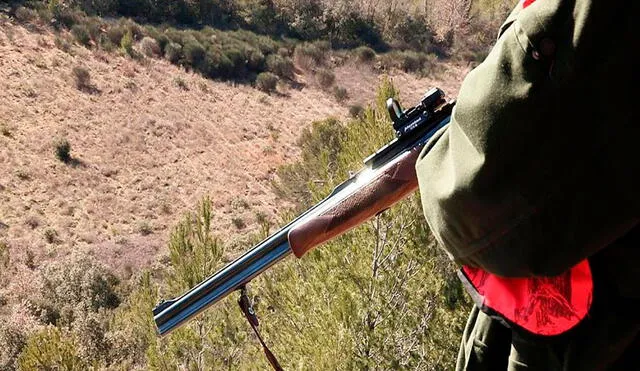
left=0, top=17, right=465, bottom=284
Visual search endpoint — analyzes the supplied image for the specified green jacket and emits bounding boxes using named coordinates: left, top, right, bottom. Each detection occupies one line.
left=415, top=0, right=639, bottom=368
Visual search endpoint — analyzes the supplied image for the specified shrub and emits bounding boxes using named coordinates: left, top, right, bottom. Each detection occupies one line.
left=0, top=241, right=9, bottom=269
left=140, top=37, right=160, bottom=57
left=44, top=229, right=59, bottom=244
left=138, top=222, right=152, bottom=236
left=168, top=197, right=224, bottom=290
left=237, top=0, right=279, bottom=34
left=221, top=47, right=245, bottom=75
left=72, top=66, right=91, bottom=90
left=37, top=7, right=54, bottom=23
left=277, top=47, right=290, bottom=57
left=349, top=104, right=364, bottom=118
left=1, top=124, right=11, bottom=137
left=71, top=24, right=91, bottom=47
left=183, top=40, right=205, bottom=65
left=53, top=7, right=81, bottom=29
left=315, top=68, right=335, bottom=89
left=85, top=17, right=103, bottom=41
left=153, top=33, right=170, bottom=53
left=54, top=36, right=72, bottom=53
left=54, top=138, right=71, bottom=163
left=120, top=30, right=134, bottom=56
left=121, top=19, right=144, bottom=40
left=255, top=72, right=278, bottom=93
left=246, top=48, right=266, bottom=71
left=14, top=6, right=37, bottom=22
left=328, top=10, right=383, bottom=48
left=293, top=42, right=325, bottom=70
left=354, top=46, right=376, bottom=63
left=164, top=42, right=182, bottom=63
left=15, top=169, right=30, bottom=180
left=25, top=248, right=36, bottom=269
left=231, top=217, right=246, bottom=229
left=378, top=51, right=434, bottom=74
left=266, top=54, right=294, bottom=79
left=333, top=86, right=348, bottom=103
left=174, top=77, right=188, bottom=90
left=0, top=319, right=27, bottom=370
left=386, top=12, right=434, bottom=51
left=399, top=51, right=423, bottom=72
left=18, top=327, right=86, bottom=370
left=106, top=26, right=125, bottom=45
left=33, top=254, right=120, bottom=326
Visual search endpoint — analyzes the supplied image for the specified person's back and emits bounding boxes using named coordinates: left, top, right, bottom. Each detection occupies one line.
left=415, top=0, right=639, bottom=369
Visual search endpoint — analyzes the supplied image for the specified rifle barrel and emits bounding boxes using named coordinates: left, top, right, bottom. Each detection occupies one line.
left=153, top=228, right=292, bottom=336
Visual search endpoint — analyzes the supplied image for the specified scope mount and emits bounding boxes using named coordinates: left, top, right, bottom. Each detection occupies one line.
left=386, top=87, right=445, bottom=138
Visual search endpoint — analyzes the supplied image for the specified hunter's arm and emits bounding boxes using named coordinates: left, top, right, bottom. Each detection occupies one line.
left=415, top=0, right=638, bottom=277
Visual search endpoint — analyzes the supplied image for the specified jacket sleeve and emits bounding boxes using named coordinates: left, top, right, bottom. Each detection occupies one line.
left=415, top=0, right=638, bottom=277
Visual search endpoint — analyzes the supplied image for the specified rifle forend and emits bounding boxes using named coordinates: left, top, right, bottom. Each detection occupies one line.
left=153, top=88, right=454, bottom=336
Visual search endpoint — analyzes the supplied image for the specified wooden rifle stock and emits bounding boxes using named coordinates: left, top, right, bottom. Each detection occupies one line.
left=288, top=147, right=423, bottom=258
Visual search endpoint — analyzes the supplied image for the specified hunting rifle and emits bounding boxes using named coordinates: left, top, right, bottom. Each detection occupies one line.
left=153, top=87, right=453, bottom=336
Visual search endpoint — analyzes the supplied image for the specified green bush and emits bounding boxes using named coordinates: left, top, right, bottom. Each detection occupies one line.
left=138, top=221, right=153, bottom=235
left=183, top=40, right=206, bottom=65
left=0, top=241, right=9, bottom=269
left=222, top=47, right=245, bottom=75
left=72, top=66, right=91, bottom=90
left=14, top=6, right=37, bottom=22
left=153, top=33, right=170, bottom=53
left=106, top=26, right=125, bottom=45
left=266, top=54, right=294, bottom=79
left=1, top=124, right=11, bottom=137
left=18, top=327, right=86, bottom=370
left=0, top=319, right=26, bottom=370
left=400, top=51, right=423, bottom=72
left=385, top=11, right=434, bottom=51
left=44, top=229, right=59, bottom=244
left=379, top=51, right=435, bottom=74
left=327, top=10, right=382, bottom=48
left=293, top=42, right=325, bottom=70
left=237, top=0, right=280, bottom=34
left=246, top=48, right=266, bottom=70
left=140, top=37, right=160, bottom=57
left=70, top=0, right=118, bottom=16
left=256, top=72, right=278, bottom=93
left=333, top=86, right=348, bottom=103
left=277, top=47, right=290, bottom=57
left=164, top=42, right=182, bottom=63
left=231, top=217, right=246, bottom=229
left=54, top=7, right=82, bottom=29
left=33, top=254, right=120, bottom=326
left=315, top=68, right=335, bottom=89
left=354, top=46, right=376, bottom=63
left=278, top=0, right=325, bottom=40
left=71, top=24, right=91, bottom=46
left=85, top=17, right=103, bottom=41
left=349, top=104, right=364, bottom=119
left=174, top=77, right=189, bottom=90
left=120, top=30, right=134, bottom=56
left=54, top=138, right=71, bottom=163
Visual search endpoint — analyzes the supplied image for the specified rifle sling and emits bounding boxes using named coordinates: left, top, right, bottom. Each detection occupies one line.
left=238, top=286, right=283, bottom=371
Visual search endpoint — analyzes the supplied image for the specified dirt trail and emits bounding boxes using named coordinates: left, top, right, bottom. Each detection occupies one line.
left=0, top=20, right=466, bottom=280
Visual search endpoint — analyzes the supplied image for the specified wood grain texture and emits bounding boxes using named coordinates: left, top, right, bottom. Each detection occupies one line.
left=288, top=147, right=422, bottom=258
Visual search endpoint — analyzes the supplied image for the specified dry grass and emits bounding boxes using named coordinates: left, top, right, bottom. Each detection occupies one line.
left=0, top=20, right=467, bottom=315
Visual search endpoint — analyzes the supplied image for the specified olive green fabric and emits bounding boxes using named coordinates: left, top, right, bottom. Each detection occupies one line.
left=415, top=0, right=639, bottom=368
left=416, top=0, right=638, bottom=277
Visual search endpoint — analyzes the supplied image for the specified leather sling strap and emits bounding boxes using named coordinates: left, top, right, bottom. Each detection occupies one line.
left=238, top=286, right=283, bottom=371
